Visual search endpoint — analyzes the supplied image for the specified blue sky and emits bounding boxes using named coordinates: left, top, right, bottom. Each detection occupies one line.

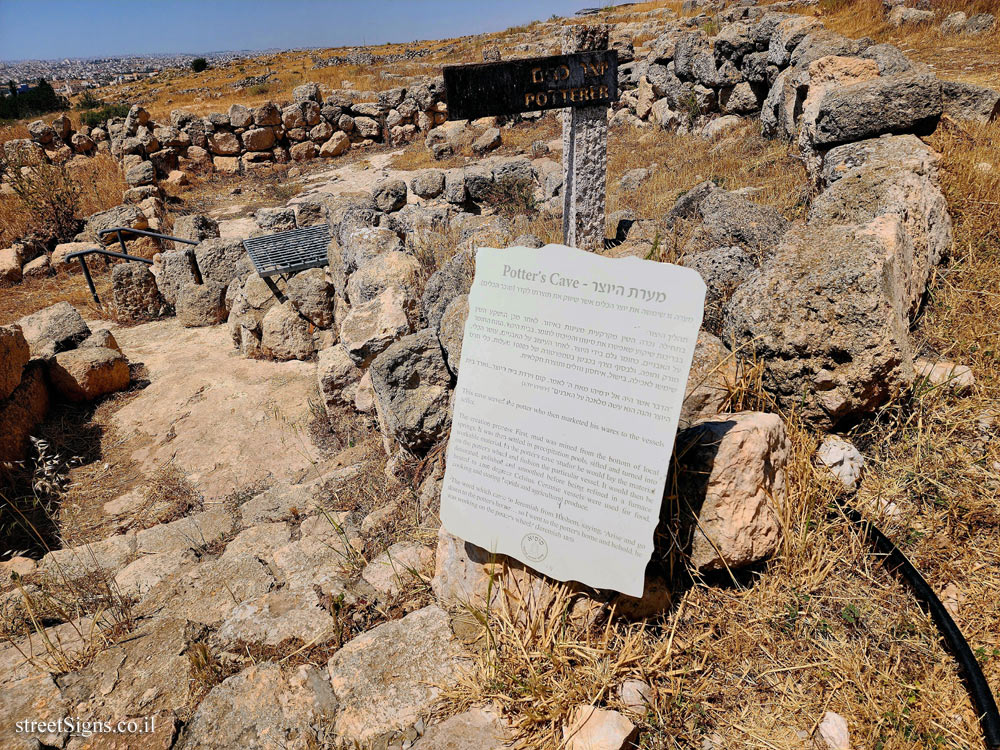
left=0, top=0, right=591, bottom=60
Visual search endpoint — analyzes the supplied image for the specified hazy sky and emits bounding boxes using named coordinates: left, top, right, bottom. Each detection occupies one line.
left=0, top=0, right=591, bottom=60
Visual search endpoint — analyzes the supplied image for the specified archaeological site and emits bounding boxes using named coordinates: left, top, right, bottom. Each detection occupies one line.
left=1, top=0, right=999, bottom=748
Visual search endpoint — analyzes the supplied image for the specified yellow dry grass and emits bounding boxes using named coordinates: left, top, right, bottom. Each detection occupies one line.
left=797, top=0, right=1000, bottom=88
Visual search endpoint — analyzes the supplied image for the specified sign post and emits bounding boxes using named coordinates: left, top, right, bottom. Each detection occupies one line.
left=442, top=24, right=616, bottom=252
left=561, top=24, right=610, bottom=253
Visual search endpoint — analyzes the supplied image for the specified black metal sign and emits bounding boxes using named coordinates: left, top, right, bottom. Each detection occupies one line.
left=443, top=50, right=618, bottom=121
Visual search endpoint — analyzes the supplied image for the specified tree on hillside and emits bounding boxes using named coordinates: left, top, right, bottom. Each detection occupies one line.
left=0, top=78, right=67, bottom=120
left=191, top=57, right=209, bottom=73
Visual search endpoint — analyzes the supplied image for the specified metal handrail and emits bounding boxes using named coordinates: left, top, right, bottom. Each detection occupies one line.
left=68, top=227, right=198, bottom=305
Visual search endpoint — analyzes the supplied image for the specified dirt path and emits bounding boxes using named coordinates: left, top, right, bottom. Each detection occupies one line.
left=108, top=319, right=326, bottom=501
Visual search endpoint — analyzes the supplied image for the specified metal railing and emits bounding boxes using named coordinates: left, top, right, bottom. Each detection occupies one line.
left=67, top=227, right=197, bottom=305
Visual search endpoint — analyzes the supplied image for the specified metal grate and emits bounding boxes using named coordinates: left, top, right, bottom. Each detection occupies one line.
left=243, top=224, right=330, bottom=278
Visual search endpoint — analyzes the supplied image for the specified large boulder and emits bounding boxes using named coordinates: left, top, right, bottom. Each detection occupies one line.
left=372, top=179, right=408, bottom=212
left=111, top=263, right=166, bottom=321
left=346, top=251, right=422, bottom=306
left=820, top=133, right=940, bottom=187
left=811, top=73, right=942, bottom=148
left=940, top=80, right=1000, bottom=123
left=438, top=294, right=469, bottom=376
left=171, top=214, right=220, bottom=248
left=421, top=250, right=474, bottom=329
left=178, top=662, right=337, bottom=750
left=319, top=131, right=350, bottom=157
left=808, top=163, right=950, bottom=317
left=0, top=325, right=30, bottom=401
left=339, top=287, right=415, bottom=365
left=17, top=301, right=91, bottom=358
left=673, top=183, right=788, bottom=256
left=681, top=245, right=757, bottom=334
left=153, top=249, right=200, bottom=306
left=677, top=412, right=789, bottom=572
left=260, top=302, right=316, bottom=361
left=317, top=345, right=363, bottom=412
left=85, top=204, right=150, bottom=245
left=326, top=606, right=467, bottom=745
left=0, top=364, right=49, bottom=463
left=0, top=247, right=22, bottom=285
left=47, top=347, right=130, bottom=402
left=194, top=237, right=249, bottom=285
left=177, top=282, right=228, bottom=327
left=286, top=268, right=336, bottom=328
left=723, top=218, right=916, bottom=426
left=369, top=328, right=452, bottom=454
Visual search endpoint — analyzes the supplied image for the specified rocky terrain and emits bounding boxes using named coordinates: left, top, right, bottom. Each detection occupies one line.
left=1, top=0, right=999, bottom=748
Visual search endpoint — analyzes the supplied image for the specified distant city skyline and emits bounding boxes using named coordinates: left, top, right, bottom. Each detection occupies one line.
left=0, top=0, right=589, bottom=62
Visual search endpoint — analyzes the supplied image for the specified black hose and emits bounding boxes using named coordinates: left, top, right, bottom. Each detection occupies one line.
left=837, top=499, right=1000, bottom=749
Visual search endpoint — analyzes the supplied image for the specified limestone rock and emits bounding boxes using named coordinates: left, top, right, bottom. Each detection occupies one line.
left=112, top=263, right=165, bottom=321
left=681, top=246, right=756, bottom=334
left=317, top=345, right=362, bottom=412
left=17, top=301, right=91, bottom=358
left=49, top=242, right=89, bottom=273
left=915, top=358, right=975, bottom=395
left=255, top=206, right=296, bottom=233
left=286, top=267, right=336, bottom=328
left=618, top=680, right=653, bottom=714
left=0, top=325, right=30, bottom=401
left=723, top=219, right=916, bottom=426
left=681, top=331, right=738, bottom=428
left=888, top=5, right=933, bottom=27
left=370, top=328, right=452, bottom=454
left=154, top=249, right=200, bottom=306
left=563, top=706, right=637, bottom=750
left=0, top=246, right=21, bottom=285
left=677, top=411, right=789, bottom=572
left=177, top=282, right=228, bottom=327
left=319, top=131, right=350, bottom=157
left=373, top=178, right=408, bottom=212
left=194, top=237, right=248, bottom=285
left=940, top=80, right=1000, bottom=123
left=0, top=674, right=69, bottom=749
left=362, top=542, right=434, bottom=598
left=820, top=134, right=940, bottom=187
left=808, top=163, right=951, bottom=317
left=172, top=213, right=219, bottom=248
left=0, top=363, right=49, bottom=463
left=422, top=250, right=474, bottom=329
left=817, top=435, right=864, bottom=488
left=339, top=287, right=414, bottom=365
left=438, top=294, right=469, bottom=375
left=215, top=587, right=335, bottom=647
left=412, top=169, right=446, bottom=198
left=47, top=346, right=130, bottom=402
left=347, top=250, right=422, bottom=306
left=812, top=73, right=942, bottom=148
left=818, top=711, right=850, bottom=750
left=412, top=707, right=510, bottom=749
left=327, top=605, right=467, bottom=745
left=261, top=302, right=316, bottom=361
left=21, top=254, right=49, bottom=279
left=178, top=662, right=337, bottom=750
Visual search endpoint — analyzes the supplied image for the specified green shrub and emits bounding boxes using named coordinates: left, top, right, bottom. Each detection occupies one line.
left=75, top=90, right=103, bottom=110
left=191, top=57, right=209, bottom=73
left=80, top=102, right=130, bottom=129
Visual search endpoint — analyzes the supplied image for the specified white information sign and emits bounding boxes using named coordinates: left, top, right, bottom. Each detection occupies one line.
left=440, top=244, right=706, bottom=597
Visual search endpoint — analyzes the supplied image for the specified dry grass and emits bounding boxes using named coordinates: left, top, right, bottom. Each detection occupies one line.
left=796, top=0, right=1000, bottom=88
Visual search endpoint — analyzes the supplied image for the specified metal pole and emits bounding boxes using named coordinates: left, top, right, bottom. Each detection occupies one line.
left=77, top=256, right=99, bottom=304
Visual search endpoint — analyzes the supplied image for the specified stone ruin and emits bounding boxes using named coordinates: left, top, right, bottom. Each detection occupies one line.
left=0, top=3, right=997, bottom=748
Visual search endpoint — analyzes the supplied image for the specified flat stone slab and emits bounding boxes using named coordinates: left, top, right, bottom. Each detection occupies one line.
left=109, top=319, right=325, bottom=500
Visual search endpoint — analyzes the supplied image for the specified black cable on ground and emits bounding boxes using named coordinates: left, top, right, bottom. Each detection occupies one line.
left=837, top=499, right=1000, bottom=749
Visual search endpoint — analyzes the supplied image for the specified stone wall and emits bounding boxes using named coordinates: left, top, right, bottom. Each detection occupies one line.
left=4, top=77, right=450, bottom=190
